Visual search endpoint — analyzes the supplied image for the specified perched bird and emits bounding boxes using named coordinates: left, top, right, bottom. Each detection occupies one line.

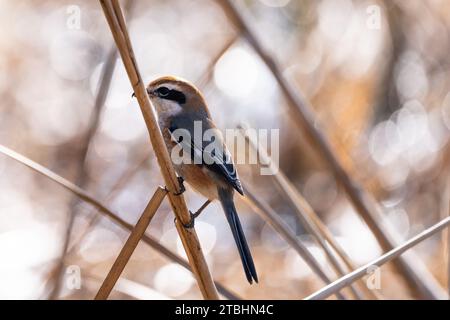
left=145, top=76, right=258, bottom=284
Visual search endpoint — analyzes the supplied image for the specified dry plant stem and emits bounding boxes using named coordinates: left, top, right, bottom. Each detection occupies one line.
left=242, top=185, right=346, bottom=300
left=74, top=28, right=238, bottom=298
left=95, top=187, right=167, bottom=300
left=74, top=30, right=235, bottom=252
left=306, top=216, right=450, bottom=300
left=100, top=0, right=218, bottom=299
left=239, top=127, right=363, bottom=300
left=218, top=0, right=445, bottom=299
left=0, top=144, right=239, bottom=300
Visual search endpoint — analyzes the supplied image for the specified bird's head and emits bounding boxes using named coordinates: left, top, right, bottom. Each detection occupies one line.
left=146, top=76, right=209, bottom=118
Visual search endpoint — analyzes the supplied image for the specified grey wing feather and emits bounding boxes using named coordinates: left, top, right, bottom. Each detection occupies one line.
left=169, top=116, right=244, bottom=195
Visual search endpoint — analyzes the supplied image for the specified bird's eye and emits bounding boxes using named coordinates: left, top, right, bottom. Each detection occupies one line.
left=157, top=87, right=170, bottom=97
left=155, top=86, right=187, bottom=104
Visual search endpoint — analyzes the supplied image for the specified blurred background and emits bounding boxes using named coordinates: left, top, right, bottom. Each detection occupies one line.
left=0, top=0, right=449, bottom=299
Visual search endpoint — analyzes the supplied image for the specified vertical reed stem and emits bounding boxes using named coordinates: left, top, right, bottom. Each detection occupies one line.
left=100, top=0, right=219, bottom=299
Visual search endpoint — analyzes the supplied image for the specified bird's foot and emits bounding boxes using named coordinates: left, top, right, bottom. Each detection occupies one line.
left=179, top=199, right=212, bottom=229
left=180, top=211, right=196, bottom=229
left=173, top=176, right=185, bottom=196
left=165, top=176, right=185, bottom=196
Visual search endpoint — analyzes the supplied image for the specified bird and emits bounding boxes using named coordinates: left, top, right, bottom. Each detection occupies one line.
left=145, top=76, right=258, bottom=284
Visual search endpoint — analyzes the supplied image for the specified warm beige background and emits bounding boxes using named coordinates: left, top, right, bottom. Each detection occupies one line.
left=0, top=0, right=449, bottom=299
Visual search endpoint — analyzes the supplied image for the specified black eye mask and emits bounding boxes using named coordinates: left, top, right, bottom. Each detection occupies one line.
left=156, top=87, right=186, bottom=104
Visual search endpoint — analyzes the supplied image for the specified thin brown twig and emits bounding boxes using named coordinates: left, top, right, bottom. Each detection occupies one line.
left=0, top=144, right=240, bottom=300
left=217, top=0, right=446, bottom=300
left=306, top=216, right=450, bottom=300
left=100, top=0, right=218, bottom=299
left=95, top=187, right=167, bottom=300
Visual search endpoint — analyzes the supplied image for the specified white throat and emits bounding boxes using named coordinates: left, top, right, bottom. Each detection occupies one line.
left=153, top=98, right=182, bottom=123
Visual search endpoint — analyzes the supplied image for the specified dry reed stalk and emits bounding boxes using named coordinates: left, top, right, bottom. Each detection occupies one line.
left=241, top=186, right=346, bottom=299
left=68, top=27, right=234, bottom=256
left=217, top=0, right=446, bottom=299
left=15, top=26, right=239, bottom=284
left=239, top=126, right=364, bottom=299
left=95, top=187, right=167, bottom=300
left=74, top=21, right=239, bottom=301
left=0, top=144, right=239, bottom=300
left=100, top=0, right=218, bottom=299
left=69, top=144, right=344, bottom=299
left=306, top=216, right=450, bottom=300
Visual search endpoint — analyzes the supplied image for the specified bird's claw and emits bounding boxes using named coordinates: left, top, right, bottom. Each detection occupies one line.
left=182, top=211, right=197, bottom=229
left=165, top=176, right=185, bottom=196
left=176, top=199, right=211, bottom=229
left=174, top=211, right=196, bottom=229
left=173, top=176, right=185, bottom=196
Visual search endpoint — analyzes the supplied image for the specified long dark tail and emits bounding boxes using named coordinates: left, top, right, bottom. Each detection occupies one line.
left=218, top=188, right=258, bottom=284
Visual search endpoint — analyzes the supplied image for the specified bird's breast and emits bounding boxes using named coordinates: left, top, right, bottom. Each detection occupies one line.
left=159, top=120, right=219, bottom=200
left=175, top=163, right=219, bottom=200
